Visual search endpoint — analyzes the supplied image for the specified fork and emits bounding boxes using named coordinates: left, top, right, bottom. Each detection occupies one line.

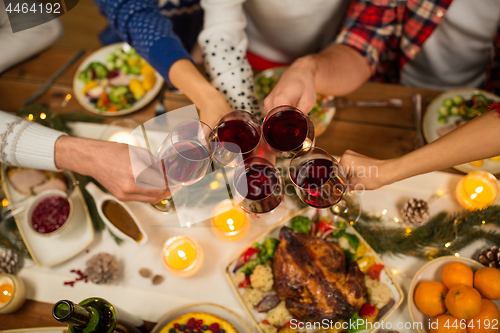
left=321, top=97, right=403, bottom=109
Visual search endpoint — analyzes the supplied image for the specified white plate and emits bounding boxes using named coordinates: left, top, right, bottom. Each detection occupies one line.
left=1, top=167, right=94, bottom=267
left=408, top=256, right=500, bottom=333
left=150, top=303, right=252, bottom=333
left=423, top=88, right=500, bottom=174
left=73, top=42, right=164, bottom=116
left=226, top=207, right=404, bottom=333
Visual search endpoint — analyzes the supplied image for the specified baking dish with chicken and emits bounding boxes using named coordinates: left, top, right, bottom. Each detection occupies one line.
left=226, top=208, right=403, bottom=333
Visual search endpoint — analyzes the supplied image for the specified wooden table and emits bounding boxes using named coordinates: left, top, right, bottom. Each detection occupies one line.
left=0, top=46, right=455, bottom=331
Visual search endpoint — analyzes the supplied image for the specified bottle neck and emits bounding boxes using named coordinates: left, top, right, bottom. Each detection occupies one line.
left=53, top=300, right=91, bottom=327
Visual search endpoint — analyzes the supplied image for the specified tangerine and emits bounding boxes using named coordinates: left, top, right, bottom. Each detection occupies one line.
left=442, top=262, right=474, bottom=289
left=414, top=281, right=448, bottom=317
left=474, top=267, right=500, bottom=300
left=467, top=299, right=500, bottom=333
left=445, top=285, right=482, bottom=320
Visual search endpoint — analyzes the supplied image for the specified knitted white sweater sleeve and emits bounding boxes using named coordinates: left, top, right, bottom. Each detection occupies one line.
left=198, top=0, right=261, bottom=116
left=0, top=111, right=65, bottom=171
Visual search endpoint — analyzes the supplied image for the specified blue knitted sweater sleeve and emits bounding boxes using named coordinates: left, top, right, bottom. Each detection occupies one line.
left=94, top=0, right=191, bottom=84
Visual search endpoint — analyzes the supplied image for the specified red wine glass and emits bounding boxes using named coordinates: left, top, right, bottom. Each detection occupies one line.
left=210, top=110, right=262, bottom=168
left=158, top=119, right=213, bottom=187
left=263, top=105, right=315, bottom=158
left=233, top=157, right=286, bottom=226
left=289, top=147, right=347, bottom=209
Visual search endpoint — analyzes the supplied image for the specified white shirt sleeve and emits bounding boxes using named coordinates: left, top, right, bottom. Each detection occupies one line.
left=0, top=111, right=65, bottom=171
left=198, top=0, right=261, bottom=117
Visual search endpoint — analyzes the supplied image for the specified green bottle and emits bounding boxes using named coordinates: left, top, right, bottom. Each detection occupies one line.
left=52, top=297, right=146, bottom=333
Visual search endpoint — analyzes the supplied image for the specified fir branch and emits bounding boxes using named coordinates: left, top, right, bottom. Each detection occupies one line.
left=353, top=206, right=500, bottom=260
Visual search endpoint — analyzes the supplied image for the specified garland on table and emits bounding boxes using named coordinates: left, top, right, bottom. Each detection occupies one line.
left=353, top=206, right=500, bottom=260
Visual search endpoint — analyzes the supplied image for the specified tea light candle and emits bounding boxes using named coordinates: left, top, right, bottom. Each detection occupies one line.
left=0, top=274, right=26, bottom=314
left=456, top=171, right=499, bottom=210
left=211, top=200, right=250, bottom=242
left=108, top=130, right=139, bottom=146
left=162, top=236, right=203, bottom=278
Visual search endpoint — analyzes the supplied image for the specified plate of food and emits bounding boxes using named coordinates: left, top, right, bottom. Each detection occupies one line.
left=0, top=166, right=94, bottom=267
left=423, top=88, right=500, bottom=174
left=254, top=67, right=335, bottom=137
left=408, top=256, right=500, bottom=333
left=73, top=42, right=164, bottom=116
left=150, top=303, right=252, bottom=333
left=226, top=207, right=404, bottom=333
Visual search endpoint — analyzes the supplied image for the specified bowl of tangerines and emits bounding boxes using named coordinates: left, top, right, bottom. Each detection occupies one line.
left=409, top=256, right=500, bottom=333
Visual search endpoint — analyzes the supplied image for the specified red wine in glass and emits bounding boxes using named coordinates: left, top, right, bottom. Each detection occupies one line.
left=158, top=119, right=213, bottom=187
left=217, top=120, right=260, bottom=157
left=290, top=148, right=347, bottom=209
left=263, top=106, right=314, bottom=158
left=211, top=110, right=262, bottom=167
left=233, top=158, right=283, bottom=214
left=162, top=140, right=211, bottom=186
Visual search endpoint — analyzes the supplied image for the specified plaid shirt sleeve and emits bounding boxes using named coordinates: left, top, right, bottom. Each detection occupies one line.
left=335, top=0, right=402, bottom=74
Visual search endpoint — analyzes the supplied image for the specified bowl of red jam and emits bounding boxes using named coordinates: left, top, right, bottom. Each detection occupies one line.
left=26, top=190, right=73, bottom=236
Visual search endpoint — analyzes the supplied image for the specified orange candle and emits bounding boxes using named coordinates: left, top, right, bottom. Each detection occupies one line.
left=162, top=236, right=203, bottom=278
left=456, top=171, right=499, bottom=210
left=211, top=200, right=250, bottom=242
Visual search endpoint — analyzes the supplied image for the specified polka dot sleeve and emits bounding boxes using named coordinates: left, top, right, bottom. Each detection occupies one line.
left=94, top=0, right=191, bottom=85
left=198, top=0, right=261, bottom=117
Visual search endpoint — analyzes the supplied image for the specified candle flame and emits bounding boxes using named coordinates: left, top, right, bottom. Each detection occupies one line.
left=177, top=250, right=187, bottom=260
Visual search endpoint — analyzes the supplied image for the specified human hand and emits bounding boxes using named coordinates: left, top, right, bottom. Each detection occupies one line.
left=339, top=150, right=396, bottom=191
left=55, top=136, right=171, bottom=203
left=198, top=91, right=232, bottom=128
left=263, top=56, right=317, bottom=115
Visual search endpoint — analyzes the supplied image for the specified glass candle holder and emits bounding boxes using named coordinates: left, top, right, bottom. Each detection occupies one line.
left=0, top=274, right=26, bottom=314
left=99, top=119, right=141, bottom=146
left=211, top=199, right=250, bottom=242
left=162, top=236, right=204, bottom=278
left=456, top=171, right=499, bottom=210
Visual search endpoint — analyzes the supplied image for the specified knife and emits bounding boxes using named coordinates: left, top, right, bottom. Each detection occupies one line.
left=22, top=49, right=86, bottom=106
left=412, top=93, right=425, bottom=150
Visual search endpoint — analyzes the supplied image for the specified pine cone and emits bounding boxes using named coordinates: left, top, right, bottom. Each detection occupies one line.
left=401, top=198, right=430, bottom=227
left=84, top=253, right=119, bottom=284
left=478, top=246, right=500, bottom=269
left=0, top=250, right=22, bottom=274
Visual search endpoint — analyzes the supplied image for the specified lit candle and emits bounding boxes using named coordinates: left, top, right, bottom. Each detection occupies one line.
left=456, top=171, right=499, bottom=210
left=162, top=236, right=203, bottom=278
left=0, top=274, right=25, bottom=314
left=211, top=200, right=250, bottom=242
left=107, top=130, right=139, bottom=146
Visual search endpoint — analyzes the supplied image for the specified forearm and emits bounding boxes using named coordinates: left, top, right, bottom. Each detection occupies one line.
left=307, top=44, right=371, bottom=97
left=54, top=136, right=102, bottom=176
left=168, top=59, right=224, bottom=111
left=388, top=111, right=500, bottom=183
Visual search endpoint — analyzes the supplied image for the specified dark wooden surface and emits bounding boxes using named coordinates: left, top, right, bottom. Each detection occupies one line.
left=0, top=31, right=465, bottom=331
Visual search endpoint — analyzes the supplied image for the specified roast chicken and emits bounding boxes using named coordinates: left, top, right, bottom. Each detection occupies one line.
left=273, top=227, right=366, bottom=322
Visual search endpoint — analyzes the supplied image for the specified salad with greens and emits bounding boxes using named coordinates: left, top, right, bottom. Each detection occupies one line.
left=77, top=46, right=157, bottom=112
left=437, top=93, right=495, bottom=123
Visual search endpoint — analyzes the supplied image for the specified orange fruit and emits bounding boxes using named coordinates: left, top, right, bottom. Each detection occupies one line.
left=467, top=299, right=500, bottom=333
left=474, top=267, right=500, bottom=300
left=430, top=314, right=467, bottom=333
left=414, top=281, right=448, bottom=317
left=445, top=285, right=483, bottom=320
left=442, top=262, right=474, bottom=289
